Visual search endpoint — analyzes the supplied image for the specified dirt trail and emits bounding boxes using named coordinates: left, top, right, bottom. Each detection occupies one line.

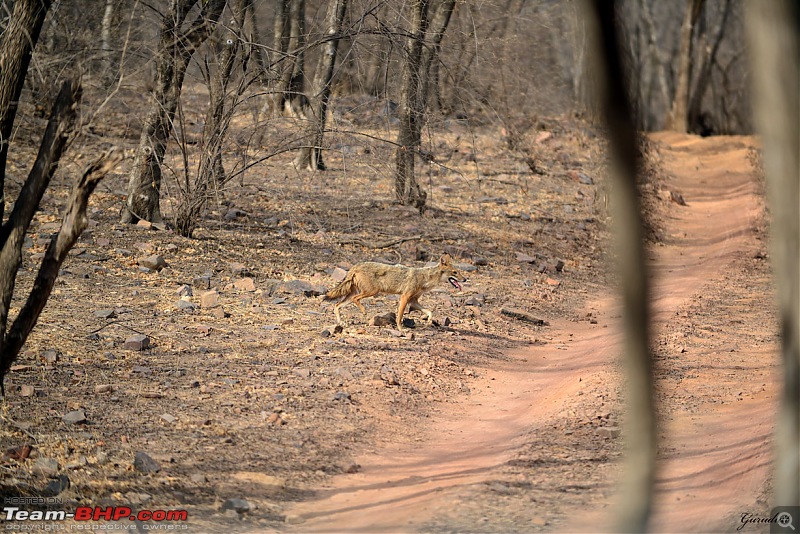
left=286, top=133, right=778, bottom=532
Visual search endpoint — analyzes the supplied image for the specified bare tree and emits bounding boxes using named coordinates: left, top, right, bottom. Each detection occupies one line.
left=0, top=77, right=122, bottom=391
left=666, top=0, right=704, bottom=132
left=271, top=0, right=308, bottom=118
left=584, top=0, right=656, bottom=530
left=0, top=0, right=53, bottom=223
left=120, top=0, right=226, bottom=225
left=745, top=0, right=800, bottom=508
left=293, top=0, right=349, bottom=171
left=395, top=0, right=456, bottom=211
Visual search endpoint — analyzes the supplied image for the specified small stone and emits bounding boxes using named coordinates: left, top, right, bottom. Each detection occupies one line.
left=279, top=279, right=325, bottom=297
left=330, top=267, right=348, bottom=283
left=272, top=297, right=287, bottom=305
left=555, top=259, right=565, bottom=272
left=370, top=313, right=395, bottom=327
left=94, top=384, right=113, bottom=394
left=474, top=257, right=489, bottom=266
left=32, top=457, right=59, bottom=477
left=132, top=365, right=152, bottom=374
left=62, top=410, right=87, bottom=425
left=343, top=463, right=361, bottom=474
left=95, top=451, right=109, bottom=465
left=545, top=277, right=561, bottom=286
left=136, top=220, right=153, bottom=229
left=516, top=252, right=537, bottom=264
left=161, top=414, right=177, bottom=424
left=597, top=426, right=621, bottom=439
left=211, top=307, right=226, bottom=319
left=380, top=365, right=400, bottom=386
left=321, top=324, right=343, bottom=337
left=19, top=385, right=35, bottom=397
left=200, top=290, right=219, bottom=308
left=221, top=498, right=252, bottom=514
left=293, top=368, right=311, bottom=379
left=176, top=284, right=193, bottom=297
left=193, top=276, right=211, bottom=290
left=133, top=451, right=161, bottom=473
left=124, top=334, right=150, bottom=351
left=234, top=278, right=256, bottom=292
left=137, top=255, right=166, bottom=271
left=229, top=262, right=250, bottom=277
left=500, top=308, right=549, bottom=326
left=42, top=350, right=58, bottom=364
left=332, top=391, right=351, bottom=402
left=455, top=263, right=477, bottom=272
left=175, top=299, right=197, bottom=311
left=190, top=473, right=207, bottom=484
left=94, top=309, right=116, bottom=319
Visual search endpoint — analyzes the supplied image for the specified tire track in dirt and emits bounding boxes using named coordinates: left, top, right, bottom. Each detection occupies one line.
left=285, top=133, right=779, bottom=532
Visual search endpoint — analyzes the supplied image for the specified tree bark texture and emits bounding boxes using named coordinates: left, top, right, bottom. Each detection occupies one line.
left=0, top=0, right=53, bottom=223
left=175, top=0, right=247, bottom=237
left=666, top=0, right=704, bottom=132
left=293, top=0, right=348, bottom=171
left=121, top=0, right=226, bottom=225
left=586, top=1, right=656, bottom=531
left=745, top=0, right=800, bottom=508
left=272, top=0, right=307, bottom=118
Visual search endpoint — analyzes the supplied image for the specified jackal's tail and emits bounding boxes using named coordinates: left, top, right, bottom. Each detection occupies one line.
left=324, top=275, right=355, bottom=301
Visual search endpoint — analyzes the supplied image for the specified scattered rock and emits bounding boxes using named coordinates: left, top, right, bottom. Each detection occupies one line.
left=175, top=284, right=193, bottom=297
left=124, top=334, right=151, bottom=351
left=4, top=444, right=32, bottom=461
left=229, top=262, right=251, bottom=277
left=455, top=262, right=477, bottom=272
left=210, top=307, right=227, bottom=319
left=474, top=257, right=489, bottom=266
left=597, top=426, right=621, bottom=439
left=133, top=452, right=161, bottom=473
left=131, top=365, right=152, bottom=374
left=175, top=299, right=197, bottom=311
left=42, top=350, right=58, bottom=364
left=380, top=365, right=400, bottom=386
left=94, top=384, right=113, bottom=394
left=19, top=385, right=35, bottom=397
left=200, top=290, right=220, bottom=308
left=137, top=255, right=166, bottom=271
left=293, top=368, right=311, bottom=379
left=193, top=276, right=211, bottom=290
left=62, top=410, right=87, bottom=425
left=343, top=463, right=361, bottom=474
left=221, top=498, right=252, bottom=514
left=161, top=414, right=177, bottom=424
left=465, top=294, right=485, bottom=307
left=515, top=252, right=537, bottom=264
left=279, top=279, right=325, bottom=297
left=234, top=277, right=256, bottom=292
left=41, top=474, right=70, bottom=497
left=332, top=391, right=351, bottom=402
left=500, top=308, right=549, bottom=326
left=370, top=313, right=395, bottom=327
left=554, top=259, right=565, bottom=272
left=32, top=457, right=59, bottom=477
left=321, top=325, right=343, bottom=337
left=545, top=277, right=561, bottom=286
left=190, top=473, right=207, bottom=484
left=94, top=309, right=116, bottom=319
left=330, top=267, right=348, bottom=283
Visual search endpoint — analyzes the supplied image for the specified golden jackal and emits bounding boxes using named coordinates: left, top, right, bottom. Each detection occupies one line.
left=325, top=254, right=466, bottom=329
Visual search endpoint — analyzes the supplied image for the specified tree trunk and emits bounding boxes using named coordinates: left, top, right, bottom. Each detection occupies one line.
left=666, top=0, right=704, bottom=132
left=0, top=0, right=53, bottom=223
left=100, top=0, right=115, bottom=85
left=272, top=0, right=307, bottom=118
left=244, top=0, right=269, bottom=83
left=175, top=0, right=246, bottom=237
left=121, top=0, right=226, bottom=225
left=687, top=0, right=732, bottom=135
left=395, top=0, right=430, bottom=210
left=745, top=0, right=800, bottom=508
left=293, top=0, right=348, bottom=171
left=585, top=1, right=656, bottom=530
left=420, top=0, right=456, bottom=111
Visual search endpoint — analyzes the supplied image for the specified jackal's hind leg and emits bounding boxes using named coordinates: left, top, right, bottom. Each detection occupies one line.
left=409, top=298, right=433, bottom=326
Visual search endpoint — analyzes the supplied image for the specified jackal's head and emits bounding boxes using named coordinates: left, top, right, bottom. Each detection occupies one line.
left=439, top=254, right=466, bottom=290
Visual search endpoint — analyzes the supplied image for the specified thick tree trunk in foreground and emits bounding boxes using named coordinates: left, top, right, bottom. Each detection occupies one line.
left=745, top=0, right=800, bottom=508
left=293, top=0, right=348, bottom=171
left=586, top=1, right=656, bottom=531
left=121, top=0, right=226, bottom=225
left=0, top=79, right=121, bottom=393
left=0, top=0, right=53, bottom=223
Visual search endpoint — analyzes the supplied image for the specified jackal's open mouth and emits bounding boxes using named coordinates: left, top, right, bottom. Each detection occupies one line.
left=448, top=276, right=462, bottom=290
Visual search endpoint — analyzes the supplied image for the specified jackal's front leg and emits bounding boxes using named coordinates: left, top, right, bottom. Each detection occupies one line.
left=397, top=293, right=412, bottom=329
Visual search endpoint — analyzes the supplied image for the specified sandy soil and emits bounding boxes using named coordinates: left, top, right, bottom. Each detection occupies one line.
left=0, top=82, right=779, bottom=533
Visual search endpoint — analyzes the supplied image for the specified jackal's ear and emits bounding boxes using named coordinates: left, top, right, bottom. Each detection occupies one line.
left=440, top=254, right=452, bottom=265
